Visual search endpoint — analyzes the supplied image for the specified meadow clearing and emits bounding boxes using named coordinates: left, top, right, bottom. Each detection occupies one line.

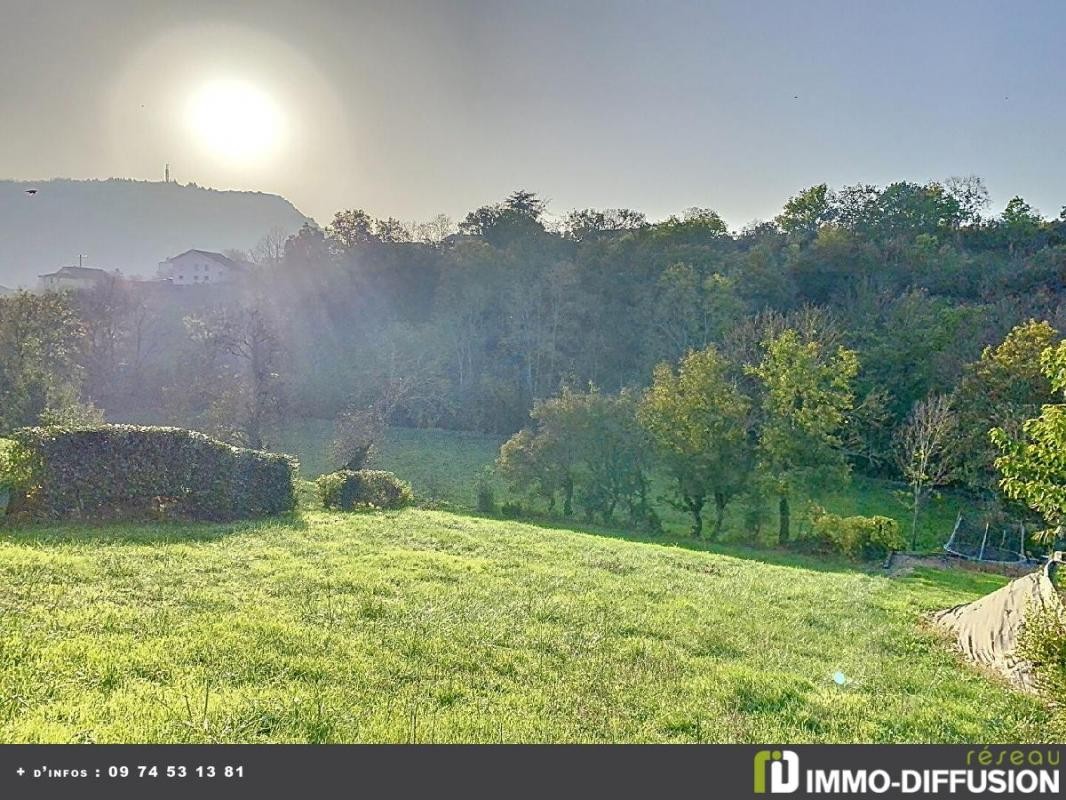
left=0, top=427, right=1047, bottom=744
left=278, top=422, right=965, bottom=550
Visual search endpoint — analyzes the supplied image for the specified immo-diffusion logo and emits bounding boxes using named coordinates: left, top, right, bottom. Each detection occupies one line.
left=754, top=750, right=800, bottom=794
left=752, top=747, right=1061, bottom=795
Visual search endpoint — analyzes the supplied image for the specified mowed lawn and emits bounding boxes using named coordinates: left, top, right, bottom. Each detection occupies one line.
left=0, top=508, right=1048, bottom=743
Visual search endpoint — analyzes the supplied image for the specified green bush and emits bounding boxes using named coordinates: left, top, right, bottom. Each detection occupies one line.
left=808, top=508, right=905, bottom=559
left=7, top=425, right=297, bottom=521
left=317, top=469, right=413, bottom=511
left=1018, top=604, right=1066, bottom=737
left=1019, top=606, right=1066, bottom=694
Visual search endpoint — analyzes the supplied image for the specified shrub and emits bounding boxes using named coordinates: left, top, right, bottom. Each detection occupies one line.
left=1019, top=606, right=1066, bottom=695
left=7, top=425, right=297, bottom=520
left=1018, top=605, right=1066, bottom=738
left=808, top=508, right=905, bottom=559
left=317, top=469, right=413, bottom=511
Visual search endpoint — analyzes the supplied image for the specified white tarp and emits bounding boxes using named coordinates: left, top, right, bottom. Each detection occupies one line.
left=931, top=562, right=1063, bottom=690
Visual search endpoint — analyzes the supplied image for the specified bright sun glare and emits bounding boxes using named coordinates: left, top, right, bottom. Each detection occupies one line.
left=185, top=79, right=285, bottom=164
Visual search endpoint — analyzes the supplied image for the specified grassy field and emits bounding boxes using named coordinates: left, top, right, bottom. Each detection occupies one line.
left=275, top=422, right=962, bottom=551
left=0, top=508, right=1048, bottom=743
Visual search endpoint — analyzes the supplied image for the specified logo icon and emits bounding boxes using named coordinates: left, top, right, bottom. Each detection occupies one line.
left=754, top=750, right=800, bottom=794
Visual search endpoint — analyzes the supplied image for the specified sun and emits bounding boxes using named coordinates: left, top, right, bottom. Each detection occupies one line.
left=185, top=79, right=286, bottom=164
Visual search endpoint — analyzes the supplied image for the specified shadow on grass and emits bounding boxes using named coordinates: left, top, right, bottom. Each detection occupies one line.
left=437, top=504, right=881, bottom=577
left=0, top=511, right=309, bottom=546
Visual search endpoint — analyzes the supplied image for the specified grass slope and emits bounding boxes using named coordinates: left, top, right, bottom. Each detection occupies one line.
left=0, top=509, right=1046, bottom=743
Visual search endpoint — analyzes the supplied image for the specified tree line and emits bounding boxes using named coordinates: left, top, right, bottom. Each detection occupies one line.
left=494, top=314, right=1066, bottom=548
left=3, top=176, right=1066, bottom=538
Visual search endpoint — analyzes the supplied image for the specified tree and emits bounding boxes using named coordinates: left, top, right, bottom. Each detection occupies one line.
left=182, top=303, right=286, bottom=449
left=953, top=320, right=1059, bottom=497
left=498, top=389, right=584, bottom=516
left=251, top=225, right=289, bottom=268
left=0, top=291, right=87, bottom=433
left=497, top=428, right=570, bottom=513
left=653, top=207, right=730, bottom=241
left=502, top=259, right=579, bottom=404
left=993, top=341, right=1066, bottom=545
left=459, top=190, right=549, bottom=246
left=374, top=217, right=413, bottom=243
left=943, top=175, right=990, bottom=226
left=569, top=388, right=656, bottom=526
left=893, top=394, right=960, bottom=549
left=776, top=184, right=833, bottom=239
left=414, top=214, right=455, bottom=244
left=1000, top=197, right=1043, bottom=255
left=503, top=189, right=547, bottom=220
left=283, top=222, right=332, bottom=266
left=75, top=273, right=150, bottom=409
left=747, top=329, right=859, bottom=543
left=498, top=387, right=655, bottom=526
left=638, top=346, right=752, bottom=537
left=326, top=209, right=376, bottom=251
left=561, top=208, right=647, bottom=241
left=841, top=388, right=893, bottom=473
left=643, top=263, right=713, bottom=366
left=358, top=322, right=455, bottom=427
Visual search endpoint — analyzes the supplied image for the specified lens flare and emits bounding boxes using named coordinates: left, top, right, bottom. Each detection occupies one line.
left=185, top=79, right=285, bottom=164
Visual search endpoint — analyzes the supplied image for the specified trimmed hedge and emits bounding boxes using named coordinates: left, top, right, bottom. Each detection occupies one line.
left=8, top=425, right=297, bottom=521
left=317, top=469, right=413, bottom=511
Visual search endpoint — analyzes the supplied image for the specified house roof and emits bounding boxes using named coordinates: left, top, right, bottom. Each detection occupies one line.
left=38, top=266, right=111, bottom=280
left=165, top=249, right=247, bottom=270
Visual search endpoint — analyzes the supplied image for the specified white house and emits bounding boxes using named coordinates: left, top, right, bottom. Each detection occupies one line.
left=157, top=249, right=246, bottom=286
left=38, top=266, right=116, bottom=292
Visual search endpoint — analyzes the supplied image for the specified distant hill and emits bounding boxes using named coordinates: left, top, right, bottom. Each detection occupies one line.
left=0, top=179, right=312, bottom=288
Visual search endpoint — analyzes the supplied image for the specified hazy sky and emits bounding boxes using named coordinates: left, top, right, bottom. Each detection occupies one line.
left=3, top=0, right=1064, bottom=228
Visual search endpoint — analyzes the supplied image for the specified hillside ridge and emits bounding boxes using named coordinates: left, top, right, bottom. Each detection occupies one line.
left=0, top=178, right=312, bottom=287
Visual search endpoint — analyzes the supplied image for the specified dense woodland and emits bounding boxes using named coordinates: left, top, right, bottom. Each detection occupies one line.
left=5, top=176, right=1066, bottom=542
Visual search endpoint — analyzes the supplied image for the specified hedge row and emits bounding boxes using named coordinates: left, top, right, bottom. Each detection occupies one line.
left=317, top=469, right=413, bottom=511
left=8, top=425, right=297, bottom=520
left=807, top=509, right=905, bottom=560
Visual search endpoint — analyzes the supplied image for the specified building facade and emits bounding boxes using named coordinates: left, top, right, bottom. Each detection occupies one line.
left=157, top=250, right=245, bottom=285
left=37, top=266, right=115, bottom=292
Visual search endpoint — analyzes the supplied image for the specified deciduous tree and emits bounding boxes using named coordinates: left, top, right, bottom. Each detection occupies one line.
left=893, top=394, right=960, bottom=548
left=638, top=346, right=752, bottom=538
left=747, top=329, right=858, bottom=543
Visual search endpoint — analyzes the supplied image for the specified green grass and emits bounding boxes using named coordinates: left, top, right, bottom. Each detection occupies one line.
left=372, top=427, right=505, bottom=507
left=273, top=421, right=503, bottom=508
left=0, top=508, right=1048, bottom=743
left=274, top=422, right=961, bottom=550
